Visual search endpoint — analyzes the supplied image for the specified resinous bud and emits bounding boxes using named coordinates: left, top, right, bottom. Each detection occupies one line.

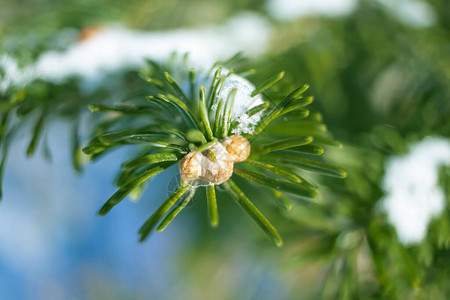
left=222, top=135, right=251, bottom=162
left=178, top=135, right=251, bottom=185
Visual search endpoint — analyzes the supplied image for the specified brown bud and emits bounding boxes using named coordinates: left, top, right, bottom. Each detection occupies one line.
left=222, top=135, right=251, bottom=162
left=178, top=151, right=202, bottom=183
left=200, top=143, right=234, bottom=185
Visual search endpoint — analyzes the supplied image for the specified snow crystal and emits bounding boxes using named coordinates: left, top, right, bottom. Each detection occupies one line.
left=381, top=137, right=450, bottom=245
left=0, top=12, right=271, bottom=92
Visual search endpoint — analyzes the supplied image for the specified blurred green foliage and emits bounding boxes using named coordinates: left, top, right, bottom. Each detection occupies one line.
left=1, top=0, right=450, bottom=299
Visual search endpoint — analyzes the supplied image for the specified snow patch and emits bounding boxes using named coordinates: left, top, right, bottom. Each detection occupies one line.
left=0, top=55, right=36, bottom=93
left=381, top=137, right=450, bottom=245
left=376, top=0, right=436, bottom=27
left=267, top=0, right=435, bottom=27
left=0, top=12, right=271, bottom=93
left=267, top=0, right=357, bottom=21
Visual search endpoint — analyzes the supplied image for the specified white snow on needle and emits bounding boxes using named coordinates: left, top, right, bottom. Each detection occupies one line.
left=213, top=70, right=264, bottom=135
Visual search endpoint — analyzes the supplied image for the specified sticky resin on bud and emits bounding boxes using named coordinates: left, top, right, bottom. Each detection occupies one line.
left=200, top=143, right=234, bottom=185
left=178, top=151, right=203, bottom=183
left=178, top=135, right=251, bottom=186
left=222, top=135, right=251, bottom=162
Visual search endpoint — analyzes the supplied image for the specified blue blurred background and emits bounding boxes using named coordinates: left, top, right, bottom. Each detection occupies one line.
left=1, top=122, right=288, bottom=299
